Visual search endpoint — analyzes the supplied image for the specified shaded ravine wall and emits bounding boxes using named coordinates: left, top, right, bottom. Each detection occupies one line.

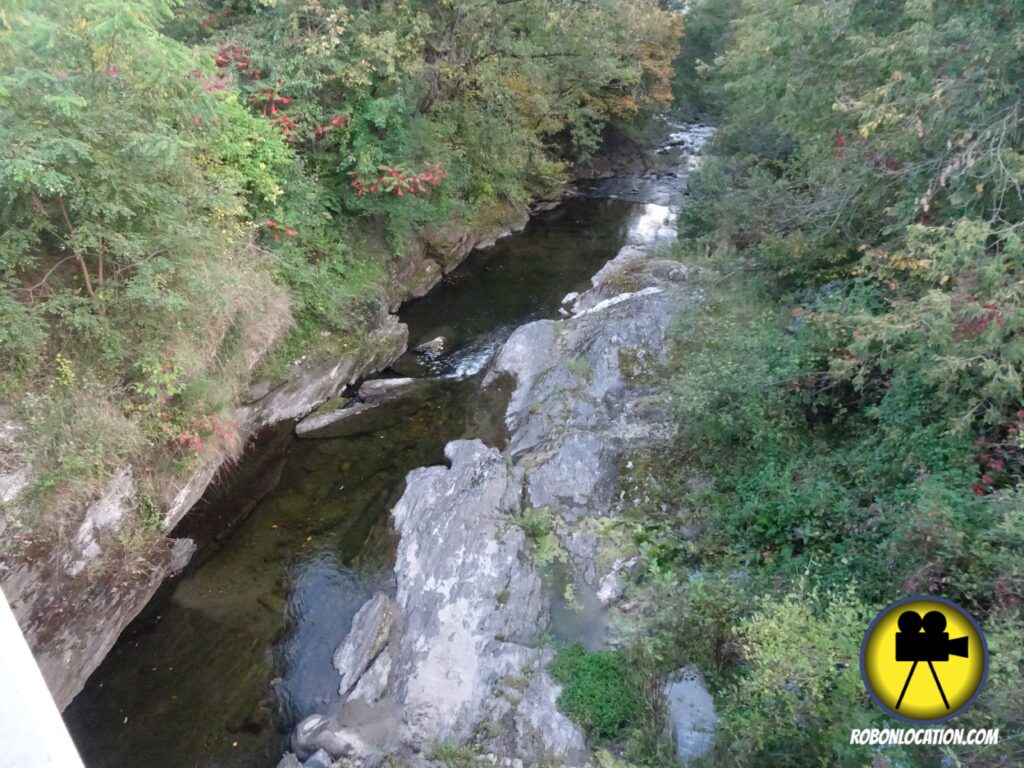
left=0, top=203, right=531, bottom=712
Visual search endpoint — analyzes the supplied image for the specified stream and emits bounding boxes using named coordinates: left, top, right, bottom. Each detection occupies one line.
left=63, top=121, right=712, bottom=768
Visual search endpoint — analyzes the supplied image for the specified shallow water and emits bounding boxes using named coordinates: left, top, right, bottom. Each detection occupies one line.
left=64, top=193, right=642, bottom=768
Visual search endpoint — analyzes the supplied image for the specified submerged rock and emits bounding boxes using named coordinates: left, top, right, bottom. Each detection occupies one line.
left=295, top=400, right=385, bottom=438
left=413, top=336, right=445, bottom=355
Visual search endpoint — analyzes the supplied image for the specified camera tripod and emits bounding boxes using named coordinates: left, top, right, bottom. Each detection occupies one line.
left=895, top=659, right=950, bottom=711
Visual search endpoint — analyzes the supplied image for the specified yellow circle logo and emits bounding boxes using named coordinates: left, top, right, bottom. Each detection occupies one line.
left=861, top=596, right=988, bottom=723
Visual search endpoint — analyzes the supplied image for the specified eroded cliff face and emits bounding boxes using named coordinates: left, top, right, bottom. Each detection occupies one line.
left=282, top=179, right=716, bottom=767
left=0, top=207, right=528, bottom=712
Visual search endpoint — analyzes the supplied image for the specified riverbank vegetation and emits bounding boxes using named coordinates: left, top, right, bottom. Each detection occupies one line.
left=0, top=0, right=680, bottom=537
left=614, top=1, right=1024, bottom=765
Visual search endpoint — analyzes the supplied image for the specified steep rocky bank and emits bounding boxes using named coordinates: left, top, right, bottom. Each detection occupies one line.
left=280, top=126, right=719, bottom=767
left=0, top=205, right=529, bottom=712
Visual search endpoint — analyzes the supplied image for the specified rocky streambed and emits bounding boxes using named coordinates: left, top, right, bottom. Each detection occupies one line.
left=64, top=122, right=716, bottom=768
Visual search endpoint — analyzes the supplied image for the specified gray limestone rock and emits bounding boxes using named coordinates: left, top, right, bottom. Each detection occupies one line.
left=295, top=400, right=386, bottom=437
left=246, top=314, right=408, bottom=427
left=357, top=377, right=433, bottom=401
left=304, top=749, right=335, bottom=768
left=413, top=336, right=445, bottom=355
left=293, top=714, right=375, bottom=761
left=333, top=593, right=394, bottom=697
left=389, top=440, right=546, bottom=747
left=168, top=538, right=196, bottom=575
left=297, top=379, right=443, bottom=439
left=525, top=433, right=618, bottom=521
left=296, top=440, right=585, bottom=763
left=65, top=468, right=137, bottom=577
left=664, top=667, right=717, bottom=766
left=349, top=648, right=392, bottom=705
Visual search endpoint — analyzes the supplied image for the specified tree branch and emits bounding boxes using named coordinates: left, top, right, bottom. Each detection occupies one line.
left=56, top=196, right=95, bottom=300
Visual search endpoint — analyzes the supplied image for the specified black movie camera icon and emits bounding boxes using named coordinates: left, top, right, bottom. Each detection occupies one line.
left=895, top=609, right=968, bottom=711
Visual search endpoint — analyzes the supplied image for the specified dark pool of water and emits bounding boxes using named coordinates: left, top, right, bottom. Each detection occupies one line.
left=64, top=197, right=640, bottom=768
left=392, top=197, right=637, bottom=379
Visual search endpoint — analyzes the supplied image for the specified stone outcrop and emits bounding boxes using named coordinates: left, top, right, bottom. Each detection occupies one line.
left=485, top=202, right=698, bottom=592
left=243, top=313, right=408, bottom=429
left=289, top=440, right=587, bottom=765
left=664, top=667, right=717, bottom=766
left=283, top=131, right=717, bottom=766
left=0, top=411, right=30, bottom=515
left=0, top=532, right=186, bottom=710
left=64, top=468, right=137, bottom=577
left=296, top=378, right=444, bottom=440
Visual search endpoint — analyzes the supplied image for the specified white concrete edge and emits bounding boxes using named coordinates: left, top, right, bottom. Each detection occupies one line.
left=0, top=586, right=85, bottom=768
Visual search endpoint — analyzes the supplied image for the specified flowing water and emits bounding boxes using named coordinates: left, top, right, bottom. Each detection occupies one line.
left=63, top=122, right=713, bottom=768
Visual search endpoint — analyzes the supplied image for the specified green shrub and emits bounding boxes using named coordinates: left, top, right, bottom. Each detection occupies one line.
left=431, top=743, right=478, bottom=768
left=518, top=507, right=555, bottom=540
left=549, top=644, right=646, bottom=740
left=717, top=587, right=886, bottom=767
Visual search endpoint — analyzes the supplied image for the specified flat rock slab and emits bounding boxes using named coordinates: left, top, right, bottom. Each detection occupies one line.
left=357, top=377, right=436, bottom=400
left=333, top=593, right=393, bottom=697
left=295, top=400, right=388, bottom=438
left=297, top=379, right=444, bottom=439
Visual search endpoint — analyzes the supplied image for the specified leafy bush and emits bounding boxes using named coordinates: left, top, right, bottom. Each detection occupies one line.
left=718, top=587, right=881, bottom=767
left=631, top=2, right=1024, bottom=764
left=549, top=644, right=646, bottom=740
left=0, top=0, right=683, bottom=539
left=517, top=506, right=555, bottom=540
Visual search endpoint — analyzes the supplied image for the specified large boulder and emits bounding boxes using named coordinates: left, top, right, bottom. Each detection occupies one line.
left=389, top=440, right=546, bottom=747
left=664, top=667, right=717, bottom=766
left=294, top=440, right=587, bottom=764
